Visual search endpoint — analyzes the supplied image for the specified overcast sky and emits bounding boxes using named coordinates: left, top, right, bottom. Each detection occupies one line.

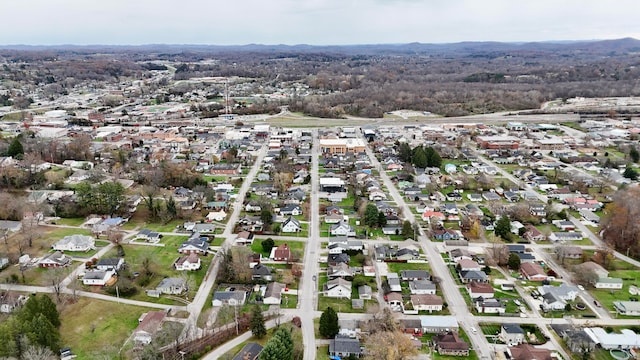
left=2, top=0, right=639, bottom=45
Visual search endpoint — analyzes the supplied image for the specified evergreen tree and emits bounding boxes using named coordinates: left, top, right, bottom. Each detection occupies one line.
left=250, top=306, right=266, bottom=339
left=377, top=211, right=387, bottom=227
left=260, top=327, right=294, bottom=360
left=425, top=146, right=442, bottom=168
left=623, top=167, right=638, bottom=180
left=401, top=220, right=413, bottom=237
left=412, top=146, right=428, bottom=168
left=398, top=142, right=412, bottom=163
left=6, top=137, right=24, bottom=158
left=261, top=238, right=275, bottom=253
left=507, top=253, right=521, bottom=270
left=364, top=204, right=379, bottom=228
left=494, top=216, right=512, bottom=241
left=319, top=307, right=339, bottom=338
left=166, top=196, right=177, bottom=219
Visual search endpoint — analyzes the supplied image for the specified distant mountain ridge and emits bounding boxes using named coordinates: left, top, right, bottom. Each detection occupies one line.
left=1, top=38, right=639, bottom=56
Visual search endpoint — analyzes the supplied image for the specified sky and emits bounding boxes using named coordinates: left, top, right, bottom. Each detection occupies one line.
left=2, top=0, right=640, bottom=45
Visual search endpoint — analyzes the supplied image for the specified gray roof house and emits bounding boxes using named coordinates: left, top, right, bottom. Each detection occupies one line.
left=329, top=336, right=363, bottom=358
left=155, top=277, right=187, bottom=295
left=212, top=290, right=247, bottom=307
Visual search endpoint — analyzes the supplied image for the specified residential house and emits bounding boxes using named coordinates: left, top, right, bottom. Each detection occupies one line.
left=247, top=253, right=262, bottom=268
left=557, top=246, right=583, bottom=259
left=205, top=210, right=227, bottom=222
left=330, top=221, right=356, bottom=237
left=136, top=229, right=161, bottom=243
left=507, top=244, right=526, bottom=253
left=410, top=294, right=443, bottom=312
left=281, top=216, right=302, bottom=233
left=401, top=270, right=430, bottom=281
left=328, top=253, right=350, bottom=267
left=549, top=232, right=583, bottom=242
left=134, top=311, right=167, bottom=345
left=252, top=264, right=273, bottom=281
left=520, top=262, right=547, bottom=281
left=83, top=270, right=116, bottom=286
left=324, top=278, right=352, bottom=298
left=419, top=316, right=459, bottom=334
left=434, top=332, right=469, bottom=356
left=500, top=324, right=525, bottom=345
left=235, top=231, right=255, bottom=246
left=584, top=327, right=640, bottom=349
left=524, top=225, right=546, bottom=242
left=457, top=259, right=481, bottom=272
left=263, top=282, right=284, bottom=305
left=192, top=223, right=216, bottom=234
left=174, top=253, right=201, bottom=271
left=613, top=301, right=640, bottom=316
left=467, top=282, right=495, bottom=299
left=212, top=290, right=247, bottom=307
left=386, top=292, right=404, bottom=311
left=507, top=344, right=551, bottom=360
left=178, top=237, right=209, bottom=255
left=595, top=277, right=623, bottom=289
left=459, top=270, right=488, bottom=283
left=358, top=285, right=372, bottom=300
left=52, top=234, right=95, bottom=252
left=232, top=343, right=263, bottom=360
left=329, top=336, right=363, bottom=358
left=280, top=204, right=303, bottom=216
left=387, top=273, right=402, bottom=292
left=409, top=279, right=437, bottom=295
left=422, top=211, right=446, bottom=222
left=449, top=248, right=474, bottom=262
left=244, top=201, right=262, bottom=213
left=553, top=326, right=596, bottom=353
left=433, top=228, right=461, bottom=241
left=156, top=277, right=187, bottom=295
left=475, top=298, right=505, bottom=314
left=270, top=244, right=291, bottom=262
left=95, top=258, right=124, bottom=271
left=328, top=263, right=355, bottom=279
left=38, top=251, right=72, bottom=268
left=396, top=247, right=420, bottom=261
left=325, top=213, right=344, bottom=224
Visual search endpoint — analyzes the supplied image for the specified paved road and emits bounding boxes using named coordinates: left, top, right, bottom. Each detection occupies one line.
left=300, top=133, right=321, bottom=360
left=183, top=144, right=268, bottom=340
left=0, top=283, right=182, bottom=310
left=365, top=145, right=493, bottom=360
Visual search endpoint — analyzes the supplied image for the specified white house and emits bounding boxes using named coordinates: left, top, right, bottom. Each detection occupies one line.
left=206, top=210, right=227, bottom=222
left=330, top=221, right=356, bottom=237
left=263, top=282, right=285, bottom=305
left=52, top=234, right=95, bottom=252
left=595, top=277, right=623, bottom=289
left=174, top=253, right=201, bottom=271
left=324, top=278, right=352, bottom=299
left=281, top=216, right=302, bottom=233
left=82, top=270, right=115, bottom=286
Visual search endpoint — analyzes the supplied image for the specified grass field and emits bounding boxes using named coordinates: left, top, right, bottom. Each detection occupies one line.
left=44, top=226, right=92, bottom=240
left=251, top=239, right=305, bottom=258
left=386, top=262, right=432, bottom=274
left=59, top=298, right=152, bottom=359
left=53, top=217, right=86, bottom=226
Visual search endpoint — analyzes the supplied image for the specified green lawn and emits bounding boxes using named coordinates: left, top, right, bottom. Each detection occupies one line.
left=59, top=298, right=153, bottom=359
left=317, top=296, right=373, bottom=313
left=101, top=234, right=211, bottom=303
left=386, top=262, right=432, bottom=274
left=53, top=217, right=86, bottom=226
left=141, top=220, right=184, bottom=233
left=251, top=239, right=305, bottom=259
left=281, top=293, right=298, bottom=309
left=317, top=345, right=330, bottom=360
left=44, top=226, right=92, bottom=240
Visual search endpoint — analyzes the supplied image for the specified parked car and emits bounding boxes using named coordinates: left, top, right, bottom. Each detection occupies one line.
left=577, top=285, right=585, bottom=291
left=594, top=300, right=602, bottom=307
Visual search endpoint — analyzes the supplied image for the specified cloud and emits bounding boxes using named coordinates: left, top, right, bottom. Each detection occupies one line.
left=1, top=0, right=639, bottom=45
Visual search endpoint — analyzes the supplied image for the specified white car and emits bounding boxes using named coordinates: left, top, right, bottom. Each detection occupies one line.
left=578, top=285, right=585, bottom=291
left=470, top=327, right=477, bottom=334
